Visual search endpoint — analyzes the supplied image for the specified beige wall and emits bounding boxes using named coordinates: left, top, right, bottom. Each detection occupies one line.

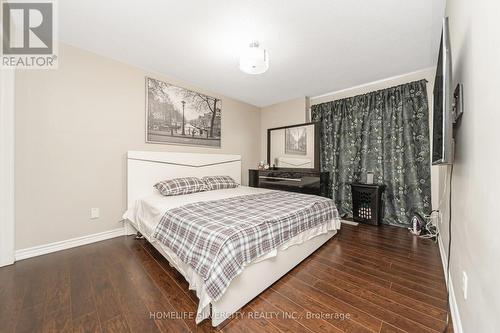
left=440, top=0, right=500, bottom=331
left=15, top=43, right=261, bottom=250
left=260, top=97, right=307, bottom=161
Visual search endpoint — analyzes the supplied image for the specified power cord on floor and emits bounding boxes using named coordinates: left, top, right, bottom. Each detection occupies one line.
left=417, top=163, right=452, bottom=241
left=418, top=211, right=440, bottom=240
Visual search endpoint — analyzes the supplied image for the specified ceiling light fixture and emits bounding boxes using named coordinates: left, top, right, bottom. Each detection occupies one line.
left=239, top=41, right=269, bottom=75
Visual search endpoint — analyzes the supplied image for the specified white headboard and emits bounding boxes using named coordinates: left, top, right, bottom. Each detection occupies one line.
left=127, top=151, right=241, bottom=209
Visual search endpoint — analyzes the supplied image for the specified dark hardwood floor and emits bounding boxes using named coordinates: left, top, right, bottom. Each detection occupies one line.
left=0, top=224, right=453, bottom=333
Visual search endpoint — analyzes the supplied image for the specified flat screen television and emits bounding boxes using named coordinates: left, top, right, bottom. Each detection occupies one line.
left=432, top=17, right=453, bottom=165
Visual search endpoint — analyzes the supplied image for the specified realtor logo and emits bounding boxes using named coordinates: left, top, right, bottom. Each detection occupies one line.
left=1, top=0, right=58, bottom=68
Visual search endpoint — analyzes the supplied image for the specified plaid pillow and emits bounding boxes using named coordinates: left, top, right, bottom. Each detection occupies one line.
left=202, top=175, right=239, bottom=191
left=154, top=177, right=207, bottom=196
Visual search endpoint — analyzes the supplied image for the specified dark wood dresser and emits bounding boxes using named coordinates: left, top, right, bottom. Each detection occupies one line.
left=249, top=169, right=330, bottom=197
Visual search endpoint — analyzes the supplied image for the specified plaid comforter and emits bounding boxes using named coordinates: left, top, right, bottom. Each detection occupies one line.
left=152, top=191, right=339, bottom=301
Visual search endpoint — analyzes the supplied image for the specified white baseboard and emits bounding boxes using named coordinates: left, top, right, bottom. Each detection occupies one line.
left=438, top=234, right=464, bottom=333
left=340, top=219, right=359, bottom=226
left=15, top=227, right=126, bottom=261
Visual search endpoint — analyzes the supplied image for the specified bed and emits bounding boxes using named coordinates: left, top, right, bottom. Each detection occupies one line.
left=123, top=151, right=340, bottom=327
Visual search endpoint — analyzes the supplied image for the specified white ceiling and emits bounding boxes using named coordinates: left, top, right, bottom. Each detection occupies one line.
left=59, top=0, right=446, bottom=107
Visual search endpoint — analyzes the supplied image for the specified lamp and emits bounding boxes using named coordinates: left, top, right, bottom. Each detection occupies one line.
left=239, top=41, right=269, bottom=75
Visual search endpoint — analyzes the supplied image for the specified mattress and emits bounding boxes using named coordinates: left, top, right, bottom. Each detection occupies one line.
left=123, top=186, right=340, bottom=321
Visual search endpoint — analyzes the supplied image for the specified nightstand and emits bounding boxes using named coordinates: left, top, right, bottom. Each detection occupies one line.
left=350, top=183, right=385, bottom=225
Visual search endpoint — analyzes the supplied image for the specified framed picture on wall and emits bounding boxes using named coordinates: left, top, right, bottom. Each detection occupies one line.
left=285, top=126, right=307, bottom=155
left=145, top=77, right=221, bottom=147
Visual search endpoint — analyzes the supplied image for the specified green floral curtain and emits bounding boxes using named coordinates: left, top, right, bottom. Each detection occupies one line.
left=311, top=80, right=431, bottom=227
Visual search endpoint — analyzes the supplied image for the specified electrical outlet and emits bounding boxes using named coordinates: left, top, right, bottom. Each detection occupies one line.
left=90, top=208, right=100, bottom=219
left=462, top=271, right=468, bottom=300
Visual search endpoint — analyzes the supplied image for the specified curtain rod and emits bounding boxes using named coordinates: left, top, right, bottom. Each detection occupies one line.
left=311, top=68, right=433, bottom=101
left=310, top=79, right=429, bottom=107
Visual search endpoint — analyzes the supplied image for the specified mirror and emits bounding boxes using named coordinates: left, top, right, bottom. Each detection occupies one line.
left=267, top=122, right=320, bottom=171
